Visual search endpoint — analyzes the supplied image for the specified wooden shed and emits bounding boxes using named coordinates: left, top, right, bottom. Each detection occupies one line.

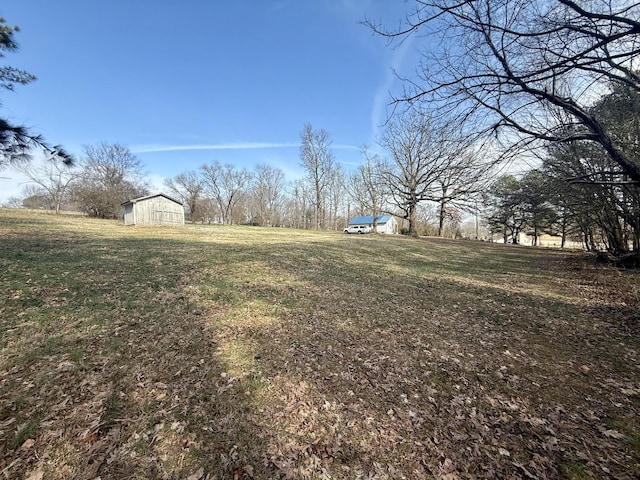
left=122, top=193, right=185, bottom=226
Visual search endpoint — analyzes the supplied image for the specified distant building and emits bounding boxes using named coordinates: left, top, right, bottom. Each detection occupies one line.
left=122, top=193, right=184, bottom=226
left=347, top=215, right=398, bottom=234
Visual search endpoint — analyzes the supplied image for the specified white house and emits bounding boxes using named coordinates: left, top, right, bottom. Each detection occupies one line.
left=347, top=215, right=398, bottom=234
left=122, top=193, right=185, bottom=226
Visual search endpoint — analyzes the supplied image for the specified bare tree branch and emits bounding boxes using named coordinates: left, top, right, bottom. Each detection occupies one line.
left=367, top=0, right=640, bottom=182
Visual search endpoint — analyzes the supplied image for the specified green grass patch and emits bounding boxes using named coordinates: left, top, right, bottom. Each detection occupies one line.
left=102, top=391, right=123, bottom=430
left=10, top=417, right=39, bottom=449
left=561, top=462, right=598, bottom=480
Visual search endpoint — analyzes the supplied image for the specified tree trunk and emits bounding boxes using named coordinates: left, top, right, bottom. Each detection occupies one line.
left=512, top=227, right=519, bottom=245
left=314, top=189, right=319, bottom=230
left=408, top=204, right=419, bottom=238
left=588, top=230, right=597, bottom=251
left=372, top=204, right=379, bottom=234
left=438, top=199, right=446, bottom=237
left=606, top=218, right=628, bottom=255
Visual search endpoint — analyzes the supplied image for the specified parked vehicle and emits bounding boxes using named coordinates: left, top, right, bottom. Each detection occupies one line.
left=343, top=225, right=371, bottom=234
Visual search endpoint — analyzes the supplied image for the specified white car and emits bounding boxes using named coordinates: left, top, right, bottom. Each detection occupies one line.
left=343, top=225, right=371, bottom=234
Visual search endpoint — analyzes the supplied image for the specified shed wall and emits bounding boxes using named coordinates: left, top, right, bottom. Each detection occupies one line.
left=375, top=217, right=398, bottom=234
left=132, top=197, right=184, bottom=226
left=123, top=203, right=135, bottom=226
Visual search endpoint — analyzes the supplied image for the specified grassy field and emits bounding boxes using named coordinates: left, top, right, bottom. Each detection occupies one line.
left=1, top=209, right=639, bottom=480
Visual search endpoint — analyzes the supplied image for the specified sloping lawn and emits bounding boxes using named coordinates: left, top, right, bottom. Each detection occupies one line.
left=1, top=209, right=639, bottom=479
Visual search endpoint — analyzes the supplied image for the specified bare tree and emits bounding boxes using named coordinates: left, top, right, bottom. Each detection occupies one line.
left=1, top=195, right=22, bottom=208
left=325, top=164, right=347, bottom=231
left=348, top=148, right=389, bottom=232
left=379, top=111, right=454, bottom=237
left=299, top=124, right=336, bottom=230
left=200, top=161, right=252, bottom=225
left=251, top=164, right=287, bottom=226
left=346, top=170, right=369, bottom=217
left=164, top=171, right=203, bottom=223
left=198, top=197, right=218, bottom=225
left=432, top=147, right=493, bottom=236
left=17, top=155, right=79, bottom=213
left=366, top=0, right=640, bottom=182
left=21, top=184, right=50, bottom=209
left=286, top=178, right=313, bottom=229
left=72, top=143, right=148, bottom=218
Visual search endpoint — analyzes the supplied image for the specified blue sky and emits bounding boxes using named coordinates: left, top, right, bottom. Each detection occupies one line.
left=0, top=0, right=417, bottom=200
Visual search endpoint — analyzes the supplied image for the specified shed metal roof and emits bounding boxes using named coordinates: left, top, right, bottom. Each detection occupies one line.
left=121, top=193, right=183, bottom=206
left=348, top=215, right=393, bottom=225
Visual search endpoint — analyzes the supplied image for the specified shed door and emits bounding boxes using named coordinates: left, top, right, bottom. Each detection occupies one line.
left=154, top=210, right=182, bottom=225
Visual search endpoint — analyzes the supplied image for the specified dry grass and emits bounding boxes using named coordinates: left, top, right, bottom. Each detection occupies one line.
left=0, top=209, right=639, bottom=479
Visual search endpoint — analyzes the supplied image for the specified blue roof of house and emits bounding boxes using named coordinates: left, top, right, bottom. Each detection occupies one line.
left=348, top=215, right=393, bottom=225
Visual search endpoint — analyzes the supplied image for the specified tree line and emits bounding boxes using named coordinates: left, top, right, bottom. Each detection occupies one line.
left=485, top=82, right=640, bottom=256
left=6, top=115, right=494, bottom=239
left=2, top=1, right=639, bottom=260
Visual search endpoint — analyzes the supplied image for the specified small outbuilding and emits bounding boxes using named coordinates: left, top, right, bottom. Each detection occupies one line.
left=347, top=215, right=398, bottom=234
left=122, top=193, right=185, bottom=226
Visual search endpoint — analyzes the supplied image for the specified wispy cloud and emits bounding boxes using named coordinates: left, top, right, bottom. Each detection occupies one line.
left=333, top=144, right=360, bottom=151
left=132, top=142, right=360, bottom=154
left=131, top=142, right=299, bottom=154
